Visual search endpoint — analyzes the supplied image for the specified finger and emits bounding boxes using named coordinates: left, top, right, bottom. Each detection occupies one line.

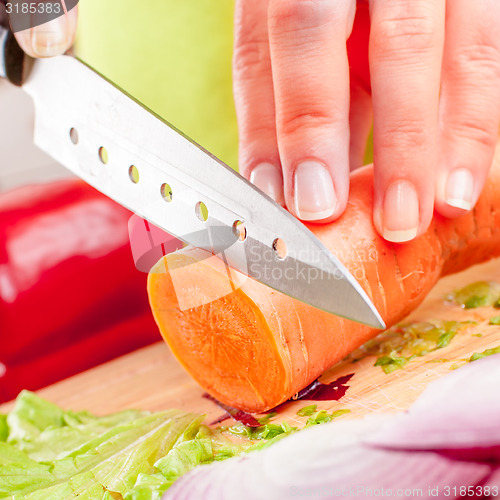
left=268, top=0, right=356, bottom=222
left=233, top=0, right=284, bottom=205
left=14, top=1, right=78, bottom=58
left=369, top=0, right=445, bottom=242
left=435, top=0, right=500, bottom=218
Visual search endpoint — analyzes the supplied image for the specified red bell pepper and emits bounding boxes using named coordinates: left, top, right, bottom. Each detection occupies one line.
left=0, top=312, right=158, bottom=403
left=0, top=179, right=161, bottom=403
left=347, top=1, right=371, bottom=93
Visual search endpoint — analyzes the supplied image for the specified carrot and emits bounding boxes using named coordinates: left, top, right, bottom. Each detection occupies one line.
left=147, top=141, right=500, bottom=413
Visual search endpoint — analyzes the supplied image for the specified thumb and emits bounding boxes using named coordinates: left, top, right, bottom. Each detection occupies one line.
left=13, top=1, right=78, bottom=58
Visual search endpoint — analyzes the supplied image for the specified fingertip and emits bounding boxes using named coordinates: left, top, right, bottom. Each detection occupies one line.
left=435, top=167, right=484, bottom=219
left=376, top=180, right=419, bottom=243
left=286, top=160, right=348, bottom=224
left=249, top=162, right=285, bottom=206
left=14, top=5, right=77, bottom=58
left=14, top=30, right=37, bottom=58
left=374, top=179, right=433, bottom=243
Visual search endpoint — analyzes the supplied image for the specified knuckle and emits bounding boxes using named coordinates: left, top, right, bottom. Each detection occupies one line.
left=233, top=0, right=271, bottom=78
left=378, top=120, right=430, bottom=151
left=268, top=0, right=350, bottom=34
left=449, top=119, right=498, bottom=151
left=278, top=110, right=336, bottom=137
left=243, top=122, right=277, bottom=142
left=371, top=14, right=439, bottom=57
left=233, top=38, right=270, bottom=77
left=453, top=43, right=500, bottom=81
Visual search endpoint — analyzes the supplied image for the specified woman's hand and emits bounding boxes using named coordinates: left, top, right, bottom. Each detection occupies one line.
left=13, top=1, right=78, bottom=58
left=233, top=0, right=500, bottom=242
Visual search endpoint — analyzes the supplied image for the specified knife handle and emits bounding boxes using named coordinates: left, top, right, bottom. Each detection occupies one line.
left=0, top=23, right=33, bottom=86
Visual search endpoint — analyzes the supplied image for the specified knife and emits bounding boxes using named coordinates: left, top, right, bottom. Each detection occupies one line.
left=0, top=26, right=385, bottom=329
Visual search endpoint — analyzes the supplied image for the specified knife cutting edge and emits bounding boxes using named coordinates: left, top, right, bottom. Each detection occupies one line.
left=0, top=26, right=385, bottom=329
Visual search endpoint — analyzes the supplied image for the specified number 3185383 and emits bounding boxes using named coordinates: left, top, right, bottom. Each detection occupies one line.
left=5, top=2, right=62, bottom=14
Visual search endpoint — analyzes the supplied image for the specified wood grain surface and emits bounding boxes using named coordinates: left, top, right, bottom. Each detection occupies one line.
left=3, top=258, right=500, bottom=426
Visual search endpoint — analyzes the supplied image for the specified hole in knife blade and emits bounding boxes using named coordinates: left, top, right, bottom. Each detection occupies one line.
left=160, top=183, right=173, bottom=202
left=232, top=220, right=247, bottom=242
left=69, top=128, right=78, bottom=145
left=195, top=202, right=209, bottom=222
left=98, top=147, right=109, bottom=164
left=129, top=165, right=139, bottom=184
left=272, top=238, right=287, bottom=260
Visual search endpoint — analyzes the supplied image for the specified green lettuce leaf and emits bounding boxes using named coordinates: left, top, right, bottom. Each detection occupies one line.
left=124, top=473, right=171, bottom=500
left=0, top=393, right=206, bottom=499
left=0, top=390, right=331, bottom=498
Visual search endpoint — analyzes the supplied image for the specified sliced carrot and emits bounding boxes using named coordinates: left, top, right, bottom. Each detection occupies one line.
left=148, top=142, right=500, bottom=412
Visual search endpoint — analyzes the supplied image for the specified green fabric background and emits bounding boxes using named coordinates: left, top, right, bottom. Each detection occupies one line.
left=75, top=0, right=239, bottom=170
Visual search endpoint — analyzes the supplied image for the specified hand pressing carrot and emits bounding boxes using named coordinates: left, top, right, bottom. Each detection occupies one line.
left=148, top=135, right=500, bottom=413
left=234, top=0, right=500, bottom=242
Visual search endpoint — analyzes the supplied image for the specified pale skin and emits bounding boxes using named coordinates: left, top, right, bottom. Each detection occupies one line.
left=16, top=1, right=500, bottom=243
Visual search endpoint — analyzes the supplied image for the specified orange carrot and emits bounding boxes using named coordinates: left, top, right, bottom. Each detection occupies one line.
left=147, top=141, right=500, bottom=413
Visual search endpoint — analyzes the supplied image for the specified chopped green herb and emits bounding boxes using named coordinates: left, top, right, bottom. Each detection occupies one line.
left=223, top=421, right=297, bottom=441
left=464, top=295, right=489, bottom=308
left=253, top=423, right=293, bottom=440
left=472, top=333, right=483, bottom=337
left=257, top=412, right=277, bottom=425
left=447, top=281, right=500, bottom=309
left=297, top=405, right=317, bottom=417
left=436, top=331, right=455, bottom=349
left=306, top=410, right=332, bottom=426
left=330, top=409, right=351, bottom=419
left=489, top=315, right=500, bottom=325
left=469, top=345, right=500, bottom=362
left=375, top=354, right=409, bottom=374
left=350, top=320, right=474, bottom=374
left=305, top=409, right=351, bottom=427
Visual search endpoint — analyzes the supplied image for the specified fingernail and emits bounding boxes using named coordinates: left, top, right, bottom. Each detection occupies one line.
left=382, top=180, right=419, bottom=243
left=249, top=163, right=285, bottom=205
left=31, top=15, right=69, bottom=57
left=294, top=161, right=337, bottom=221
left=445, top=168, right=475, bottom=211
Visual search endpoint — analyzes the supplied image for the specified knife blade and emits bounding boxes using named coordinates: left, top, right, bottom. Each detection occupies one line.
left=4, top=41, right=384, bottom=328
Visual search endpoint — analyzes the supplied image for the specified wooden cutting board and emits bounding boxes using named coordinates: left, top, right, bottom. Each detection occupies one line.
left=3, top=258, right=500, bottom=426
